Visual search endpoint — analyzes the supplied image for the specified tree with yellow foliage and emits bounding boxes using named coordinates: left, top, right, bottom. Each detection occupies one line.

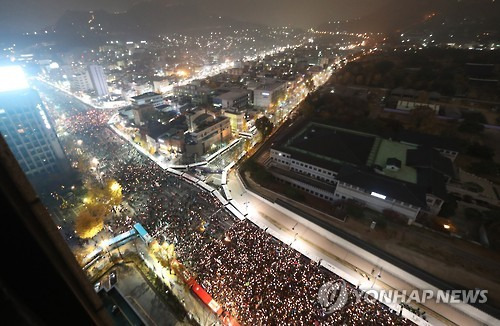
left=75, top=209, right=104, bottom=239
left=86, top=202, right=110, bottom=219
left=105, top=179, right=123, bottom=207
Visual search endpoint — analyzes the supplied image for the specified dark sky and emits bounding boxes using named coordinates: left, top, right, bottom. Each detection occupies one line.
left=0, top=0, right=389, bottom=33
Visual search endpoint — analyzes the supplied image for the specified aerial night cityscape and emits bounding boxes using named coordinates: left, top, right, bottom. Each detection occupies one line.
left=1, top=1, right=500, bottom=325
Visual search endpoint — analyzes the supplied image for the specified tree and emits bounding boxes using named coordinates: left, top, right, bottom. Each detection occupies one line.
left=284, top=188, right=305, bottom=202
left=374, top=60, right=394, bottom=74
left=253, top=168, right=273, bottom=186
left=76, top=157, right=90, bottom=173
left=409, top=106, right=438, bottom=133
left=462, top=111, right=487, bottom=124
left=85, top=179, right=123, bottom=212
left=458, top=120, right=484, bottom=134
left=75, top=210, right=104, bottom=239
left=439, top=199, right=457, bottom=218
left=467, top=143, right=495, bottom=160
left=468, top=161, right=500, bottom=176
left=255, top=116, right=274, bottom=139
left=464, top=207, right=482, bottom=220
left=86, top=203, right=109, bottom=219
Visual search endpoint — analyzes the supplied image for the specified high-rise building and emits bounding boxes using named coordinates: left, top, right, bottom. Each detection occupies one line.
left=0, top=66, right=68, bottom=179
left=71, top=70, right=93, bottom=93
left=87, top=65, right=109, bottom=97
left=69, top=65, right=109, bottom=97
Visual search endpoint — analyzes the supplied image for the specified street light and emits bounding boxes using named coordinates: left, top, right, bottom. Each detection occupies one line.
left=110, top=181, right=121, bottom=192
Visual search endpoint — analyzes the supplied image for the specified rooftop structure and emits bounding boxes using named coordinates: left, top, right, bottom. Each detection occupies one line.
left=270, top=123, right=456, bottom=219
left=131, top=92, right=165, bottom=108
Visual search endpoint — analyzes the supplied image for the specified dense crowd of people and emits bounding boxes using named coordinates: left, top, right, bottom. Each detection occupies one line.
left=183, top=221, right=413, bottom=325
left=41, top=86, right=413, bottom=325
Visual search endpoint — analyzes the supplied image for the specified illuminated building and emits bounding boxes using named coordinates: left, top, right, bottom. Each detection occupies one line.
left=185, top=116, right=231, bottom=157
left=223, top=109, right=247, bottom=134
left=71, top=71, right=93, bottom=93
left=87, top=65, right=109, bottom=97
left=0, top=66, right=68, bottom=179
left=213, top=90, right=250, bottom=109
left=131, top=92, right=165, bottom=108
left=70, top=65, right=109, bottom=97
left=253, top=81, right=286, bottom=108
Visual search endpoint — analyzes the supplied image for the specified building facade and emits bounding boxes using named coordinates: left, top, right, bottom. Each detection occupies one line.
left=0, top=88, right=68, bottom=178
left=223, top=109, right=247, bottom=134
left=269, top=123, right=456, bottom=222
left=185, top=117, right=231, bottom=157
left=131, top=92, right=165, bottom=108
left=213, top=90, right=250, bottom=109
left=70, top=71, right=93, bottom=93
left=87, top=65, right=109, bottom=97
left=253, top=81, right=287, bottom=108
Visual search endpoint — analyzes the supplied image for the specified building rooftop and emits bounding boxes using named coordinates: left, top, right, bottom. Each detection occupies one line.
left=255, top=81, right=286, bottom=92
left=97, top=287, right=145, bottom=325
left=195, top=116, right=228, bottom=133
left=406, top=147, right=455, bottom=179
left=132, top=92, right=161, bottom=100
left=193, top=113, right=214, bottom=126
left=143, top=121, right=171, bottom=139
left=275, top=123, right=454, bottom=203
left=373, top=139, right=418, bottom=184
left=282, top=123, right=376, bottom=170
left=216, top=90, right=248, bottom=101
left=270, top=166, right=337, bottom=193
left=337, top=165, right=427, bottom=208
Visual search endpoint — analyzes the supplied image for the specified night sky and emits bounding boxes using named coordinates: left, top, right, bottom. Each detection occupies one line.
left=0, top=0, right=389, bottom=33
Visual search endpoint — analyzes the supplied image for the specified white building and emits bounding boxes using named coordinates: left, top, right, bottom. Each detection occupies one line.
left=69, top=65, right=109, bottom=97
left=88, top=65, right=109, bottom=97
left=131, top=92, right=165, bottom=108
left=71, top=71, right=93, bottom=93
left=253, top=81, right=286, bottom=108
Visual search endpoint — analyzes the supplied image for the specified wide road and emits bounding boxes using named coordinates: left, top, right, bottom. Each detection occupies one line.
left=226, top=170, right=498, bottom=326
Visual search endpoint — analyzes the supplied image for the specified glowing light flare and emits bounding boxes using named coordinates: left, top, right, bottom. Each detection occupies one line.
left=371, top=192, right=386, bottom=200
left=0, top=66, right=29, bottom=92
left=175, top=70, right=188, bottom=77
left=109, top=181, right=121, bottom=192
left=99, top=239, right=110, bottom=248
left=49, top=62, right=59, bottom=69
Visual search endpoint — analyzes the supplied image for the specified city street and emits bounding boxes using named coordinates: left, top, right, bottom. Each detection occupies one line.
left=225, top=170, right=494, bottom=326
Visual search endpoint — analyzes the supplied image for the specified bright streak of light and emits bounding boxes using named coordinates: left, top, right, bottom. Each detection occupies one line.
left=0, top=66, right=29, bottom=92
